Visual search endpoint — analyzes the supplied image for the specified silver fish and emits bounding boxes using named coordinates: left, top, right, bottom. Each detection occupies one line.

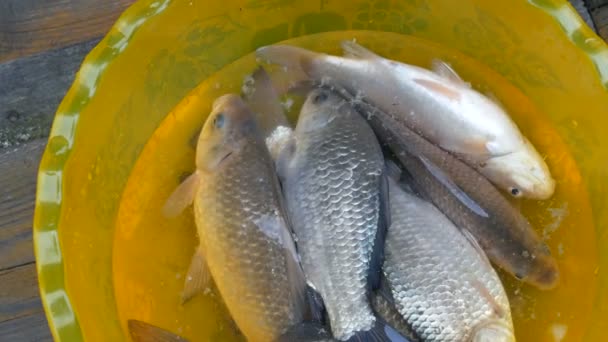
left=277, top=88, right=386, bottom=340
left=162, top=94, right=307, bottom=342
left=383, top=176, right=515, bottom=342
left=257, top=41, right=554, bottom=199
left=326, top=83, right=558, bottom=289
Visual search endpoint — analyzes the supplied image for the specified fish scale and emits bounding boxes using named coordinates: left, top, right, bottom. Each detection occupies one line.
left=380, top=179, right=514, bottom=342
left=280, top=90, right=384, bottom=340
left=194, top=129, right=305, bottom=342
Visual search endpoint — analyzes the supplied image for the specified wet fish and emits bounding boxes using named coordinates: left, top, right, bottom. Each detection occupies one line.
left=243, top=66, right=295, bottom=161
left=256, top=41, right=555, bottom=199
left=379, top=175, right=515, bottom=342
left=371, top=290, right=420, bottom=342
left=332, top=85, right=558, bottom=289
left=243, top=66, right=291, bottom=138
left=276, top=88, right=387, bottom=340
left=161, top=94, right=308, bottom=342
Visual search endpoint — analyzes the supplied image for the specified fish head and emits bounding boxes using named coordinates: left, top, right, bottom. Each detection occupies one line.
left=471, top=321, right=515, bottom=342
left=195, top=94, right=257, bottom=172
left=482, top=142, right=555, bottom=200
left=296, top=88, right=345, bottom=133
left=520, top=242, right=560, bottom=290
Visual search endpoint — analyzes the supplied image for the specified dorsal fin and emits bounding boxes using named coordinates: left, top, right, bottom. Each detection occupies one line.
left=341, top=40, right=381, bottom=59
left=431, top=59, right=470, bottom=87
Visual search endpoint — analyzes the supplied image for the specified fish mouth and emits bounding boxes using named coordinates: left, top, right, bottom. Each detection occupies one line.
left=218, top=151, right=233, bottom=165
left=471, top=321, right=515, bottom=342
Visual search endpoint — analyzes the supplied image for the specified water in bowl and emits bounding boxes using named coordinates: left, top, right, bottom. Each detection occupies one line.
left=112, top=31, right=598, bottom=342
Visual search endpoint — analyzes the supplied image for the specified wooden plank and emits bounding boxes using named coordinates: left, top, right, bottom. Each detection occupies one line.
left=585, top=0, right=608, bottom=10
left=0, top=312, right=52, bottom=342
left=570, top=0, right=598, bottom=31
left=0, top=140, right=46, bottom=270
left=0, top=0, right=135, bottom=63
left=590, top=5, right=608, bottom=41
left=0, top=140, right=50, bottom=340
left=0, top=263, right=42, bottom=322
left=0, top=40, right=97, bottom=149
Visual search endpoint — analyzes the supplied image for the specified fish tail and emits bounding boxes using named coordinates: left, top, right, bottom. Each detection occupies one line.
left=245, top=66, right=290, bottom=137
left=345, top=319, right=414, bottom=342
left=128, top=320, right=189, bottom=342
left=275, top=322, right=333, bottom=342
left=256, top=45, right=318, bottom=77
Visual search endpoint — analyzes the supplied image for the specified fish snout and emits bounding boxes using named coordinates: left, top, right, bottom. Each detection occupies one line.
left=484, top=150, right=555, bottom=200
left=472, top=321, right=515, bottom=342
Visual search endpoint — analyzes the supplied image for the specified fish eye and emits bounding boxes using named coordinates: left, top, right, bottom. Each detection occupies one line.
left=313, top=91, right=329, bottom=104
left=213, top=113, right=225, bottom=129
left=510, top=187, right=521, bottom=197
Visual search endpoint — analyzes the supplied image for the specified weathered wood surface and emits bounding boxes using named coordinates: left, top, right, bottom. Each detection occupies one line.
left=0, top=1, right=604, bottom=341
left=0, top=140, right=49, bottom=340
left=0, top=39, right=100, bottom=149
left=0, top=0, right=135, bottom=63
left=587, top=0, right=608, bottom=40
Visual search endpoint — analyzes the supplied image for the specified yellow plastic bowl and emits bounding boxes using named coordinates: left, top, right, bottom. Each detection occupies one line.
left=34, top=0, right=608, bottom=341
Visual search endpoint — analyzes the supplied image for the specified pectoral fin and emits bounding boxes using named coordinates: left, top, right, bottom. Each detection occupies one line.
left=418, top=155, right=489, bottom=218
left=369, top=170, right=389, bottom=291
left=162, top=172, right=200, bottom=218
left=253, top=214, right=307, bottom=321
left=128, top=320, right=189, bottom=342
left=181, top=246, right=211, bottom=304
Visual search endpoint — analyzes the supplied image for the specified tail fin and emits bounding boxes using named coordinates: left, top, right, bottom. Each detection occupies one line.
left=128, top=320, right=189, bottom=342
left=256, top=45, right=318, bottom=79
left=244, top=66, right=291, bottom=138
left=275, top=322, right=334, bottom=342
left=345, top=319, right=413, bottom=342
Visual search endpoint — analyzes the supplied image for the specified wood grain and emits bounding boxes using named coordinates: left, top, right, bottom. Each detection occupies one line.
left=0, top=1, right=604, bottom=341
left=0, top=139, right=50, bottom=340
left=0, top=0, right=136, bottom=63
left=0, top=39, right=99, bottom=149
left=0, top=140, right=46, bottom=270
left=571, top=0, right=598, bottom=31
left=0, top=312, right=52, bottom=342
left=0, top=263, right=43, bottom=322
left=585, top=0, right=608, bottom=10
left=590, top=5, right=608, bottom=41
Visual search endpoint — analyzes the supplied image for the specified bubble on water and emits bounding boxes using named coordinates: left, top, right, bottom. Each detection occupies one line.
left=265, top=126, right=293, bottom=161
left=543, top=203, right=568, bottom=238
left=187, top=276, right=193, bottom=281
left=281, top=98, right=294, bottom=112
left=241, top=75, right=256, bottom=97
left=557, top=243, right=564, bottom=256
left=550, top=323, right=567, bottom=341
